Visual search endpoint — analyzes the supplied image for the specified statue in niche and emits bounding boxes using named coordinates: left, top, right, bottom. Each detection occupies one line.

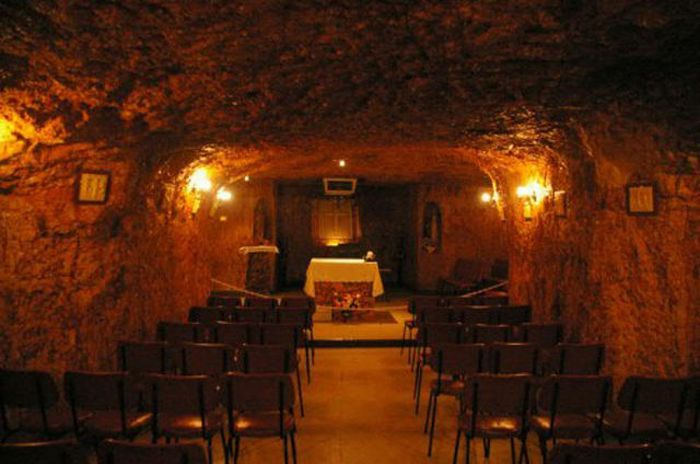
left=421, top=202, right=441, bottom=254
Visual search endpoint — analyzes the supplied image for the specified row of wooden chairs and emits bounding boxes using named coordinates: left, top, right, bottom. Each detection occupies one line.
left=119, top=341, right=307, bottom=416
left=206, top=295, right=314, bottom=311
left=443, top=374, right=700, bottom=464
left=156, top=322, right=312, bottom=383
left=410, top=295, right=510, bottom=309
left=548, top=441, right=700, bottom=464
left=0, top=368, right=299, bottom=464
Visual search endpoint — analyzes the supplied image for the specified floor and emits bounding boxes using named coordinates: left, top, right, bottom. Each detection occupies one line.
left=212, top=348, right=543, bottom=464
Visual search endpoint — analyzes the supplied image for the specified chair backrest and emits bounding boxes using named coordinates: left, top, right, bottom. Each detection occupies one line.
left=214, top=322, right=251, bottom=346
left=259, top=323, right=301, bottom=348
left=239, top=345, right=294, bottom=374
left=118, top=341, right=168, bottom=374
left=453, top=306, right=493, bottom=325
left=98, top=439, right=206, bottom=464
left=654, top=441, right=700, bottom=464
left=471, top=324, right=510, bottom=344
left=417, top=323, right=463, bottom=347
left=180, top=343, right=234, bottom=376
left=683, top=376, right=700, bottom=437
left=188, top=306, right=227, bottom=324
left=415, top=306, right=452, bottom=324
left=489, top=343, right=538, bottom=374
left=149, top=374, right=219, bottom=415
left=64, top=371, right=139, bottom=411
left=275, top=308, right=312, bottom=328
left=617, top=376, right=687, bottom=416
left=206, top=295, right=241, bottom=308
left=429, top=343, right=484, bottom=376
left=521, top=323, right=563, bottom=347
left=0, top=440, right=88, bottom=464
left=278, top=296, right=314, bottom=310
left=157, top=322, right=205, bottom=344
left=463, top=374, right=531, bottom=423
left=537, top=375, right=611, bottom=416
left=552, top=343, right=605, bottom=375
left=0, top=368, right=60, bottom=410
left=224, top=372, right=294, bottom=412
left=234, top=308, right=272, bottom=324
left=411, top=296, right=446, bottom=312
left=548, top=443, right=652, bottom=464
left=244, top=297, right=277, bottom=310
left=492, top=305, right=531, bottom=325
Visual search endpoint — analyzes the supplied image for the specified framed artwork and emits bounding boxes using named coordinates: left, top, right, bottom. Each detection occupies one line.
left=554, top=191, right=567, bottom=218
left=75, top=170, right=111, bottom=204
left=626, top=182, right=656, bottom=215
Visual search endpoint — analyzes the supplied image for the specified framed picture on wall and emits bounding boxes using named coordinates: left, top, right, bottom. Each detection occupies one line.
left=75, top=170, right=111, bottom=204
left=554, top=191, right=567, bottom=218
left=626, top=182, right=656, bottom=216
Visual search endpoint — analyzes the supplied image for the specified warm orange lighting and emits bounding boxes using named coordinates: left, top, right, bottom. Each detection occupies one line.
left=338, top=159, right=346, bottom=168
left=516, top=181, right=550, bottom=203
left=216, top=187, right=232, bottom=201
left=189, top=167, right=212, bottom=192
left=480, top=192, right=492, bottom=203
left=244, top=175, right=250, bottom=182
left=0, top=119, right=14, bottom=142
left=325, top=240, right=340, bottom=247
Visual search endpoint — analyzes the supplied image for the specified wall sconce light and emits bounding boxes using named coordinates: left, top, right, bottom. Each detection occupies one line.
left=338, top=159, right=346, bottom=168
left=516, top=181, right=550, bottom=204
left=244, top=175, right=250, bottom=182
left=189, top=167, right=212, bottom=192
left=216, top=187, right=232, bottom=202
left=479, top=191, right=499, bottom=204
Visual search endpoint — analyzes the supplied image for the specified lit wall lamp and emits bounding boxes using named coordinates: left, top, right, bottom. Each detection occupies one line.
left=210, top=186, right=233, bottom=218
left=515, top=181, right=551, bottom=204
left=188, top=167, right=212, bottom=214
left=479, top=191, right=499, bottom=204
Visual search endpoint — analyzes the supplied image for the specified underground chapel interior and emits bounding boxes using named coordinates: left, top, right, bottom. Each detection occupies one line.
left=0, top=1, right=699, bottom=463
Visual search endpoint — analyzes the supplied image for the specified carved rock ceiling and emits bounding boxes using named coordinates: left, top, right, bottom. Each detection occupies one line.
left=1, top=0, right=699, bottom=181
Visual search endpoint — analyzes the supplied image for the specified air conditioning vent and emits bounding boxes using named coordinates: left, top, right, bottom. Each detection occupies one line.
left=323, top=178, right=357, bottom=196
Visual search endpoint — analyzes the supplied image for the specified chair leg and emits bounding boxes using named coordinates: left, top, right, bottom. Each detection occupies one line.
left=207, top=437, right=213, bottom=464
left=510, top=437, right=516, bottom=464
left=290, top=431, right=298, bottom=464
left=283, top=433, right=289, bottom=464
left=304, top=345, right=311, bottom=384
left=428, top=393, right=439, bottom=456
left=539, top=436, right=548, bottom=464
left=309, top=328, right=315, bottom=365
left=483, top=437, right=490, bottom=458
left=401, top=324, right=407, bottom=354
left=519, top=437, right=529, bottom=464
left=465, top=435, right=471, bottom=464
left=233, top=436, right=240, bottom=464
left=221, top=428, right=229, bottom=464
left=453, top=429, right=462, bottom=464
left=423, top=390, right=433, bottom=433
left=296, top=368, right=305, bottom=417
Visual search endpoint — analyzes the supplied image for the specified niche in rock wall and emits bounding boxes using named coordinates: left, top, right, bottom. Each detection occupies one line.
left=421, top=202, right=441, bottom=254
left=253, top=198, right=272, bottom=243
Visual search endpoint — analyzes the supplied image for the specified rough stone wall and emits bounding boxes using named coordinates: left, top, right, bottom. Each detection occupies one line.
left=0, top=142, right=270, bottom=375
left=415, top=183, right=508, bottom=291
left=505, top=118, right=700, bottom=381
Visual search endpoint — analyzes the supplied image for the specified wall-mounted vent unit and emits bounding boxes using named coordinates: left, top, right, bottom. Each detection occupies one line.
left=323, top=178, right=357, bottom=196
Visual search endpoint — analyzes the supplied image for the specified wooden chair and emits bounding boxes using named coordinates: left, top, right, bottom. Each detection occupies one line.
left=275, top=307, right=315, bottom=364
left=224, top=373, right=297, bottom=464
left=64, top=371, right=151, bottom=442
left=233, top=308, right=273, bottom=324
left=548, top=442, right=653, bottom=464
left=492, top=305, right=532, bottom=325
left=148, top=374, right=226, bottom=464
left=98, top=438, right=206, bottom=464
left=663, top=376, right=700, bottom=441
left=179, top=343, right=234, bottom=378
left=550, top=343, right=605, bottom=375
left=244, top=297, right=277, bottom=310
left=207, top=295, right=241, bottom=308
left=520, top=323, right=563, bottom=347
left=603, top=376, right=687, bottom=444
left=157, top=322, right=207, bottom=344
left=0, top=440, right=88, bottom=464
left=654, top=441, right=700, bottom=464
left=189, top=306, right=229, bottom=324
left=259, top=324, right=311, bottom=384
left=0, top=368, right=85, bottom=440
left=420, top=343, right=485, bottom=456
left=278, top=296, right=315, bottom=311
left=488, top=342, right=539, bottom=375
left=237, top=344, right=304, bottom=417
left=118, top=341, right=169, bottom=375
left=213, top=322, right=253, bottom=348
left=469, top=323, right=510, bottom=344
left=531, top=375, right=611, bottom=464
left=454, top=374, right=532, bottom=464
left=412, top=322, right=464, bottom=374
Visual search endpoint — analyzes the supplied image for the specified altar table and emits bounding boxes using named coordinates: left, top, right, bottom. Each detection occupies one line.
left=304, top=258, right=385, bottom=307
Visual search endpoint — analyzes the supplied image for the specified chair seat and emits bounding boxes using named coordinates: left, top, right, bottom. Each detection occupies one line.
left=602, top=410, right=672, bottom=440
left=19, top=407, right=91, bottom=436
left=83, top=411, right=152, bottom=438
left=430, top=379, right=464, bottom=396
left=232, top=411, right=295, bottom=437
left=531, top=414, right=599, bottom=439
left=459, top=414, right=525, bottom=437
left=157, top=411, right=224, bottom=438
left=659, top=411, right=698, bottom=439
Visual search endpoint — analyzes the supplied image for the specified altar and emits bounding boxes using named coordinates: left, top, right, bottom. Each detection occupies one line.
left=304, top=258, right=385, bottom=307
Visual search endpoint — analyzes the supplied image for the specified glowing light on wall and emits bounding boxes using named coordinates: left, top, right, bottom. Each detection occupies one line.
left=516, top=181, right=550, bottom=204
left=216, top=187, right=232, bottom=201
left=189, top=167, right=212, bottom=192
left=0, top=119, right=14, bottom=142
left=338, top=159, right=346, bottom=168
left=480, top=192, right=492, bottom=203
left=244, top=175, right=250, bottom=182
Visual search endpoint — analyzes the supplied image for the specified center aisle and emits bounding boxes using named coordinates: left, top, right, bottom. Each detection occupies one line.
left=235, top=348, right=542, bottom=464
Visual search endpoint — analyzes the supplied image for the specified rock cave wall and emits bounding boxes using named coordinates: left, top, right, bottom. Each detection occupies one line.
left=502, top=116, right=700, bottom=381
left=0, top=140, right=270, bottom=375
